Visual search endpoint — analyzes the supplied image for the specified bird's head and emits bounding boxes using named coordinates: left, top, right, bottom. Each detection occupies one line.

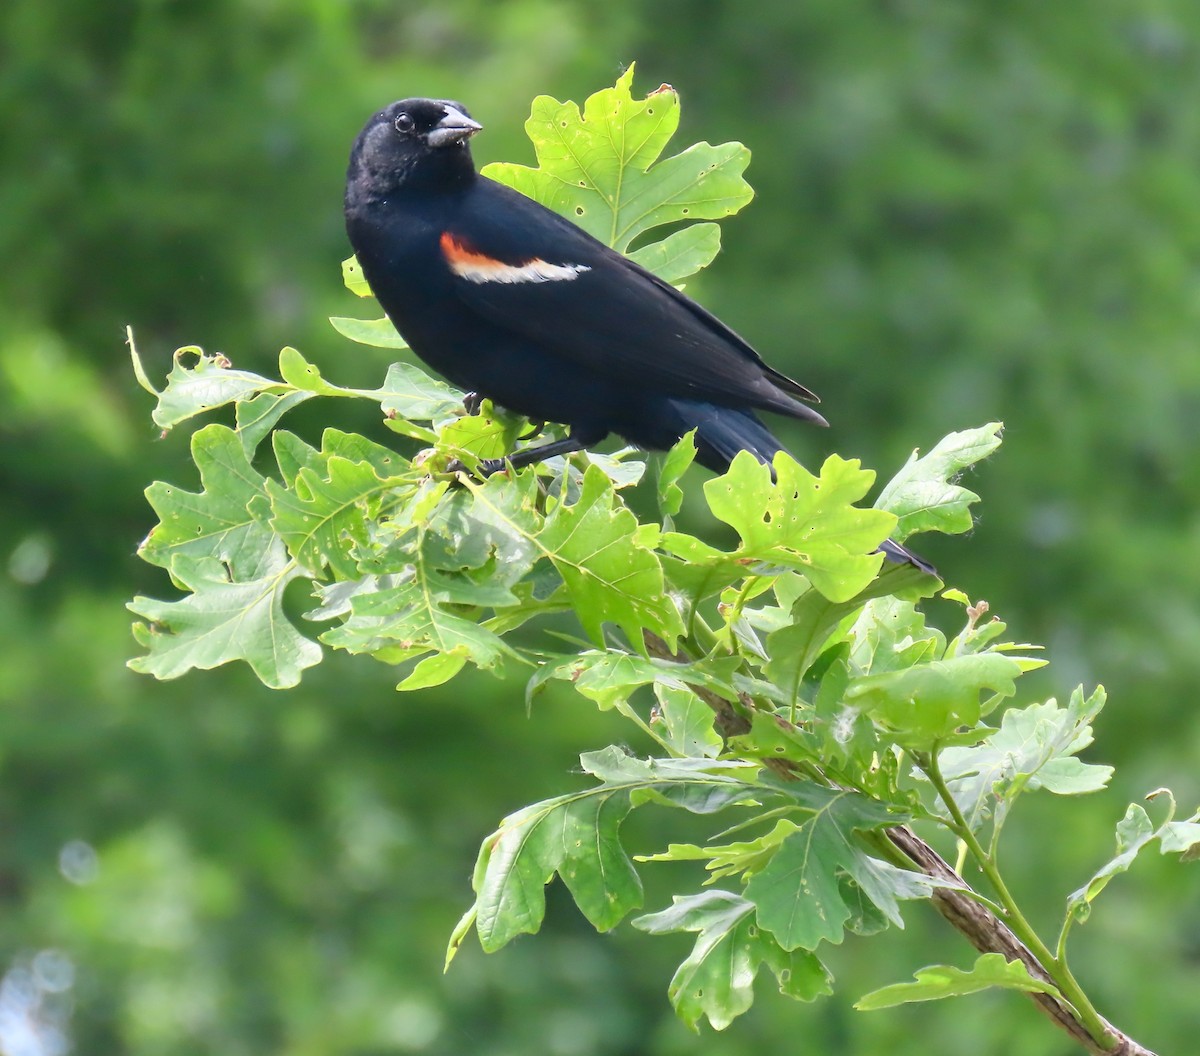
left=346, top=98, right=482, bottom=200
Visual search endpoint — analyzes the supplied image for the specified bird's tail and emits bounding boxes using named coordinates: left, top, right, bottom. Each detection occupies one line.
left=666, top=399, right=938, bottom=578
left=668, top=400, right=788, bottom=474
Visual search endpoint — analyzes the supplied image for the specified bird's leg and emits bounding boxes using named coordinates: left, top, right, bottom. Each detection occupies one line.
left=449, top=427, right=606, bottom=478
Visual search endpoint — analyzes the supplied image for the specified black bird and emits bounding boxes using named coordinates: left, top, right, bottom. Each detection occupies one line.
left=344, top=97, right=932, bottom=573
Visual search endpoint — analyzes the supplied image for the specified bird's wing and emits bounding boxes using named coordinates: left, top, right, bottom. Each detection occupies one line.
left=439, top=179, right=820, bottom=416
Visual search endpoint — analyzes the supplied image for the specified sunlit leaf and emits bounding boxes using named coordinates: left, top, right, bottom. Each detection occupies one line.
left=705, top=451, right=896, bottom=602
left=129, top=552, right=320, bottom=689
left=139, top=424, right=275, bottom=579
left=484, top=64, right=752, bottom=266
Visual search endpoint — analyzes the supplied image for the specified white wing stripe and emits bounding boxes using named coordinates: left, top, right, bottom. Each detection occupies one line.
left=450, top=257, right=591, bottom=284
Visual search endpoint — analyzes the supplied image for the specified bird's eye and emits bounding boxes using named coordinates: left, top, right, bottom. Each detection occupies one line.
left=393, top=113, right=415, bottom=134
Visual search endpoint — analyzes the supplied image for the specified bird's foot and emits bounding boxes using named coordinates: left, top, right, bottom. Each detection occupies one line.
left=519, top=421, right=545, bottom=441
left=462, top=391, right=484, bottom=416
left=445, top=455, right=509, bottom=479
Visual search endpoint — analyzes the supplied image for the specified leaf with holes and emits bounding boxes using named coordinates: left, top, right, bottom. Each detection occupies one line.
left=483, top=64, right=752, bottom=268
left=139, top=347, right=294, bottom=432
left=704, top=451, right=898, bottom=603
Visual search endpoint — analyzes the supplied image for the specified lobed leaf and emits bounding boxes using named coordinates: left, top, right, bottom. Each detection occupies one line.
left=875, top=422, right=1004, bottom=540
left=535, top=465, right=684, bottom=648
left=128, top=552, right=320, bottom=689
left=744, top=785, right=932, bottom=951
left=938, top=686, right=1113, bottom=829
left=633, top=891, right=832, bottom=1030
left=139, top=423, right=276, bottom=579
left=482, top=64, right=752, bottom=265
left=705, top=451, right=896, bottom=602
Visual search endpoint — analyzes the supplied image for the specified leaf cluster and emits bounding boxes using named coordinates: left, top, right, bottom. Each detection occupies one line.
left=128, top=69, right=1199, bottom=1041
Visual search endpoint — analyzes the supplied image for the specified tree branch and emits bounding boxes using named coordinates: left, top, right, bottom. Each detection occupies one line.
left=642, top=631, right=1159, bottom=1056
left=886, top=826, right=1155, bottom=1056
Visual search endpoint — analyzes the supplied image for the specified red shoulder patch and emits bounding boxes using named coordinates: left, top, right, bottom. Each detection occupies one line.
left=439, top=232, right=508, bottom=269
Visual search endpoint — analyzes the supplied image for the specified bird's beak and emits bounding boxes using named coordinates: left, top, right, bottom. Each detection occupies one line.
left=427, top=106, right=482, bottom=148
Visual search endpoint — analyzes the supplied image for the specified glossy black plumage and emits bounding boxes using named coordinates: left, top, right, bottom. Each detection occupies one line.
left=344, top=98, right=933, bottom=573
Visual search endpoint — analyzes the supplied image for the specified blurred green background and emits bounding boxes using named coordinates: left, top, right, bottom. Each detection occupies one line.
left=2, top=1, right=1199, bottom=1052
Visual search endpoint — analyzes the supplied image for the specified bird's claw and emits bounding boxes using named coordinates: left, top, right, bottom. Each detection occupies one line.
left=462, top=392, right=484, bottom=416
left=445, top=456, right=509, bottom=479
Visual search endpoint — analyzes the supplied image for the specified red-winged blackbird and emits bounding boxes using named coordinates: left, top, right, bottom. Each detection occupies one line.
left=344, top=97, right=931, bottom=572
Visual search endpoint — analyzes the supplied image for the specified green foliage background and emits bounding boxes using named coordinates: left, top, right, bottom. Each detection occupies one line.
left=2, top=2, right=1199, bottom=1053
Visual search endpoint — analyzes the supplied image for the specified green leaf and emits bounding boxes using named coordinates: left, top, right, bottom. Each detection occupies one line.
left=1067, top=790, right=1200, bottom=928
left=234, top=391, right=312, bottom=456
left=628, top=224, right=722, bottom=284
left=528, top=650, right=737, bottom=713
left=705, top=451, right=897, bottom=602
left=422, top=473, right=541, bottom=580
left=139, top=424, right=276, bottom=579
left=329, top=315, right=408, bottom=349
left=483, top=65, right=752, bottom=260
left=764, top=565, right=939, bottom=708
left=341, top=254, right=373, bottom=297
left=266, top=452, right=407, bottom=580
left=855, top=953, right=1059, bottom=1010
left=1067, top=802, right=1159, bottom=923
left=128, top=552, right=320, bottom=689
left=148, top=347, right=289, bottom=431
left=396, top=651, right=468, bottom=691
left=535, top=465, right=684, bottom=648
left=938, top=686, right=1113, bottom=828
left=376, top=361, right=464, bottom=424
left=437, top=401, right=527, bottom=465
left=633, top=891, right=832, bottom=1030
left=275, top=346, right=349, bottom=396
left=744, top=786, right=931, bottom=950
left=848, top=596, right=944, bottom=676
left=319, top=572, right=517, bottom=674
left=580, top=748, right=758, bottom=815
left=1160, top=814, right=1200, bottom=860
left=874, top=422, right=1004, bottom=540
left=469, top=785, right=644, bottom=951
left=653, top=684, right=723, bottom=759
left=656, top=430, right=697, bottom=519
left=847, top=653, right=1022, bottom=743
left=638, top=819, right=802, bottom=883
